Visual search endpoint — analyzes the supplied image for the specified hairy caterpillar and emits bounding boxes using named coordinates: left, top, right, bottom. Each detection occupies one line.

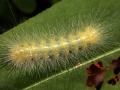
left=11, top=26, right=101, bottom=65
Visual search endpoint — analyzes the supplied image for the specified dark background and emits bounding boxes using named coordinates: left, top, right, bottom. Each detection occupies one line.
left=0, top=0, right=61, bottom=34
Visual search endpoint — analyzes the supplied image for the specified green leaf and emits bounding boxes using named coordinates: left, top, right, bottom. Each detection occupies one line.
left=24, top=48, right=120, bottom=90
left=0, top=0, right=120, bottom=90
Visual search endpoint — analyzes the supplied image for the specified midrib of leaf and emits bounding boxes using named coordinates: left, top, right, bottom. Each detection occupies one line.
left=23, top=47, right=120, bottom=90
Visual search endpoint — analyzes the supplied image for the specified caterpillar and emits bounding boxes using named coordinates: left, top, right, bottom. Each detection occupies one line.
left=9, top=25, right=102, bottom=71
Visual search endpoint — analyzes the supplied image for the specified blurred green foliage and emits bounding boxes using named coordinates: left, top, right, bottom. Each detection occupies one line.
left=0, top=0, right=61, bottom=34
